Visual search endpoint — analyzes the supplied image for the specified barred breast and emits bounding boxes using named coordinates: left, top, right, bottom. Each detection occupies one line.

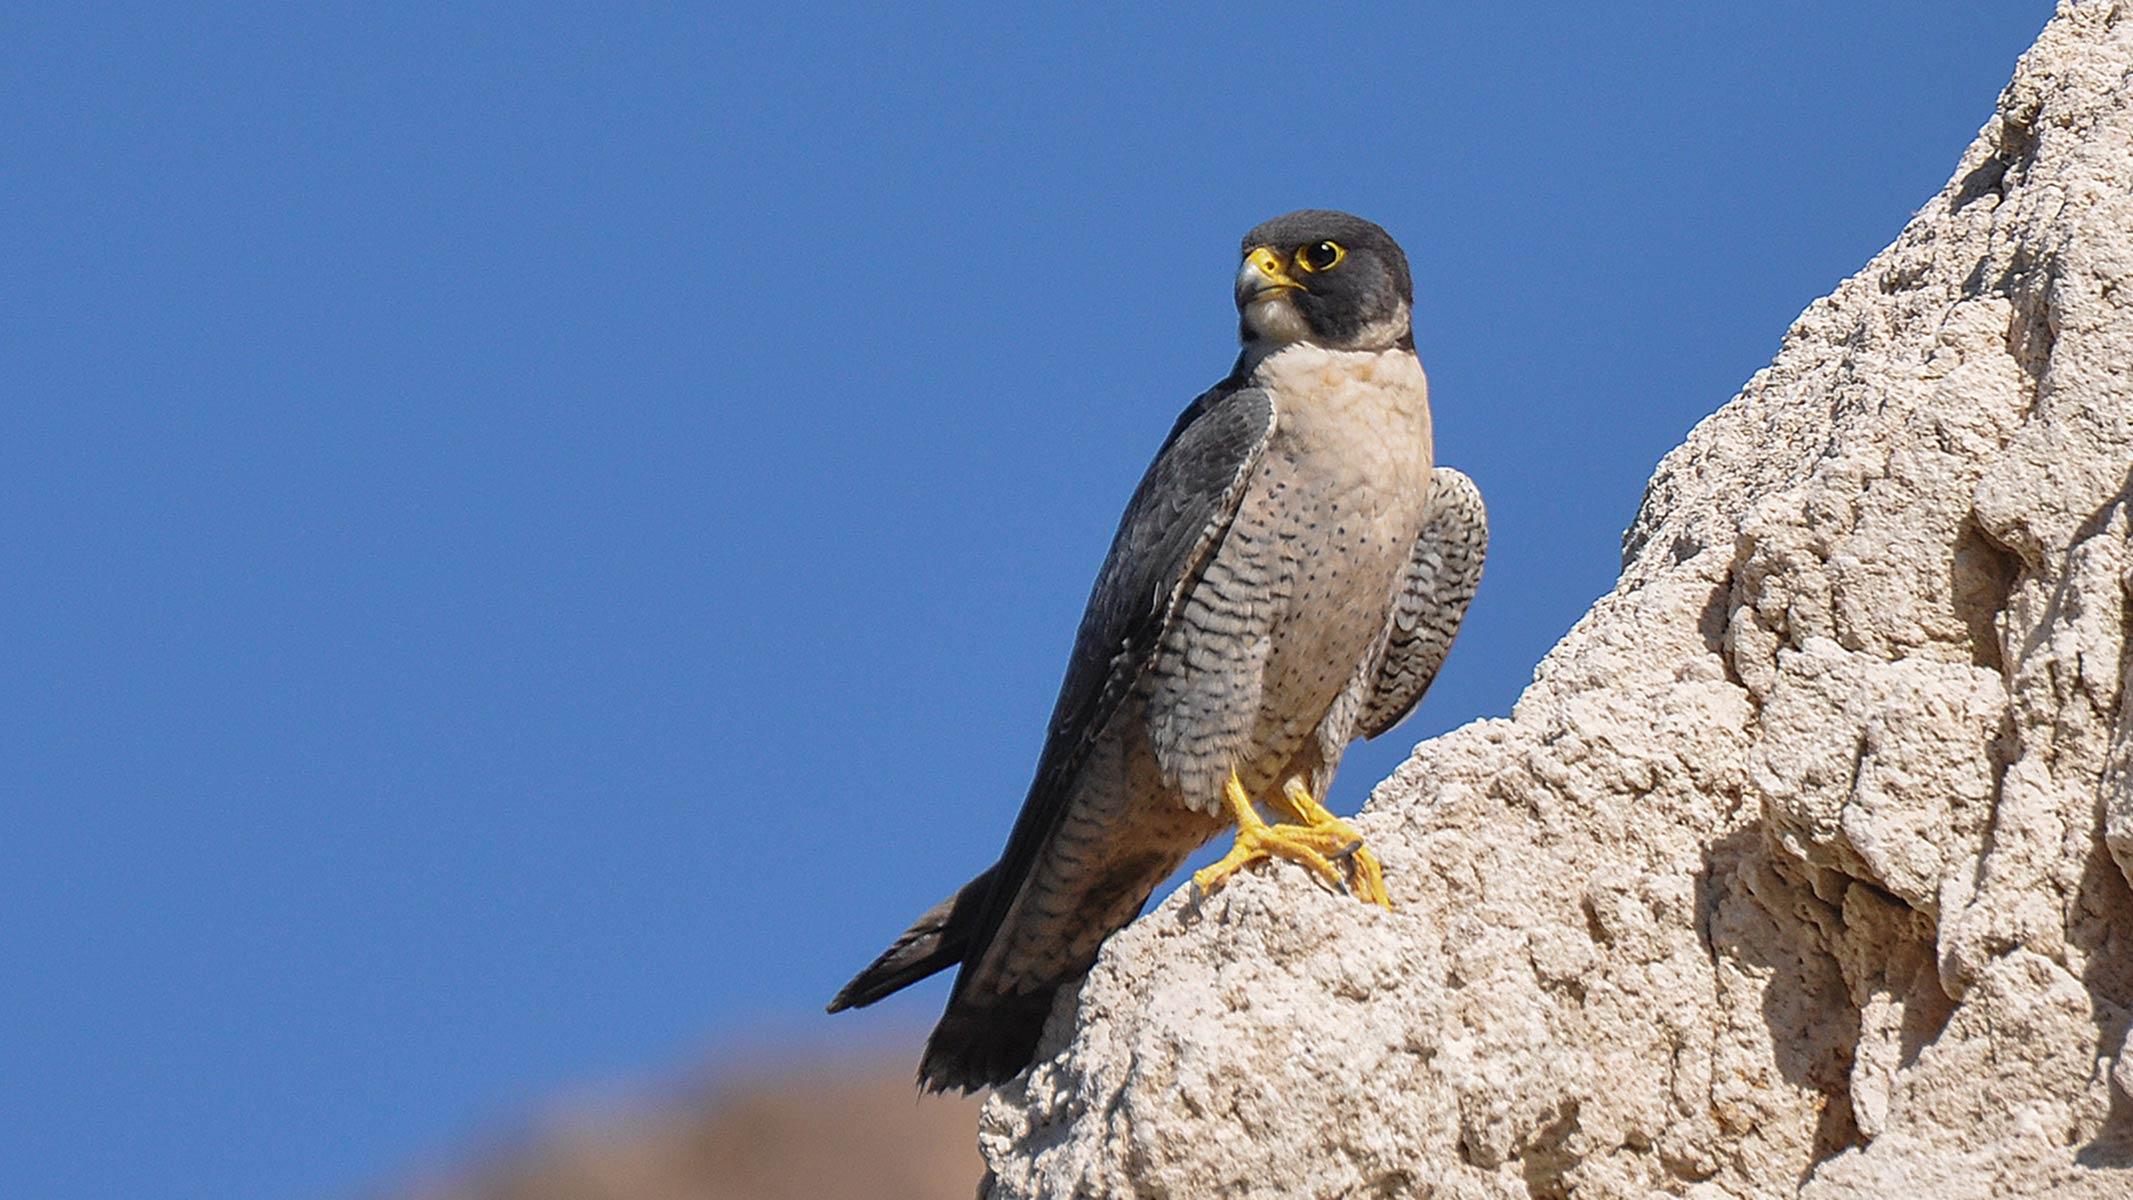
left=1142, top=344, right=1435, bottom=814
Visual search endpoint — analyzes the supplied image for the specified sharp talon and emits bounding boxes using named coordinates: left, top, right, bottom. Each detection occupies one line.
left=1192, top=771, right=1393, bottom=906
left=1268, top=777, right=1393, bottom=909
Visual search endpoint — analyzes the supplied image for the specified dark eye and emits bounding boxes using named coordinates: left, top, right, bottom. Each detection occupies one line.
left=1296, top=240, right=1345, bottom=273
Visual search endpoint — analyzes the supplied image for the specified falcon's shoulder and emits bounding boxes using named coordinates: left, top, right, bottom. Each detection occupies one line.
left=1360, top=466, right=1487, bottom=739
left=1067, top=382, right=1278, bottom=722
left=1036, top=379, right=1274, bottom=799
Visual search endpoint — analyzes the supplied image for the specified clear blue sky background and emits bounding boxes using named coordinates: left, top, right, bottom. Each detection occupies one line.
left=4, top=4, right=2053, bottom=1198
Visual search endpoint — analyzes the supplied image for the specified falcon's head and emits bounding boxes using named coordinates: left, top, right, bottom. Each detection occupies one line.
left=1235, top=209, right=1413, bottom=353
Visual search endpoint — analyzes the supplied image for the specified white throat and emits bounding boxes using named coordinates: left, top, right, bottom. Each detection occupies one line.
left=1238, top=297, right=1412, bottom=374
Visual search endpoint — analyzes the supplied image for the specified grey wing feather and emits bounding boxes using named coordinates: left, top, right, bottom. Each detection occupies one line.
left=1360, top=466, right=1487, bottom=739
left=957, top=384, right=1276, bottom=977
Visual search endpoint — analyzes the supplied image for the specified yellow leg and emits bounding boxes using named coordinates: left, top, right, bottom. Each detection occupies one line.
left=1191, top=772, right=1391, bottom=908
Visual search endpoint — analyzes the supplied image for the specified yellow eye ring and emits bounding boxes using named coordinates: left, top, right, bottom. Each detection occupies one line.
left=1294, top=240, right=1345, bottom=274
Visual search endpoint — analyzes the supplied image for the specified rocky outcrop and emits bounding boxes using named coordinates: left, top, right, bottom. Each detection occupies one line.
left=979, top=4, right=2133, bottom=1196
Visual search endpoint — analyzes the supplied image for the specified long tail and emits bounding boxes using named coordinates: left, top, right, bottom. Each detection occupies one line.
left=826, top=864, right=996, bottom=1013
left=918, top=985, right=1058, bottom=1093
left=831, top=843, right=1185, bottom=1092
left=914, top=844, right=1185, bottom=1093
left=828, top=862, right=1058, bottom=1091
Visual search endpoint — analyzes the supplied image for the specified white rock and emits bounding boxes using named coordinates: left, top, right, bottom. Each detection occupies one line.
left=980, top=3, right=2133, bottom=1196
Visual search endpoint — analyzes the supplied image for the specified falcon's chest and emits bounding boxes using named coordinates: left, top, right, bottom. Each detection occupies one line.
left=1247, top=344, right=1435, bottom=528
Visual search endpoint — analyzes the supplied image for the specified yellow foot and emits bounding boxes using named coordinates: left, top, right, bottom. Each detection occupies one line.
left=1191, top=773, right=1392, bottom=908
left=1272, top=778, right=1390, bottom=908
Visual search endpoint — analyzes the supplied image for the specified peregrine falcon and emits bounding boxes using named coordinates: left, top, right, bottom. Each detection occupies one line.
left=828, top=210, right=1486, bottom=1092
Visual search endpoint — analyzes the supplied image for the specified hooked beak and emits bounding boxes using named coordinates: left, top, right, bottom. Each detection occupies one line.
left=1235, top=245, right=1303, bottom=307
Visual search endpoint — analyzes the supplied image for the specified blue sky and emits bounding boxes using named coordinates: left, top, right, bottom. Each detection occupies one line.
left=4, top=4, right=2052, bottom=1198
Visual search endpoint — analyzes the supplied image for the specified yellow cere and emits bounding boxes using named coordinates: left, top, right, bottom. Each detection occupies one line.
left=1246, top=245, right=1301, bottom=289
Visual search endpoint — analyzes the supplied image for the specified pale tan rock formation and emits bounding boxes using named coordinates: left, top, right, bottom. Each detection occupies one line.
left=980, top=4, right=2133, bottom=1196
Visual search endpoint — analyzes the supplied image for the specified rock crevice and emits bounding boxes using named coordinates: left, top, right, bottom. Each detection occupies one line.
left=981, top=4, right=2133, bottom=1196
